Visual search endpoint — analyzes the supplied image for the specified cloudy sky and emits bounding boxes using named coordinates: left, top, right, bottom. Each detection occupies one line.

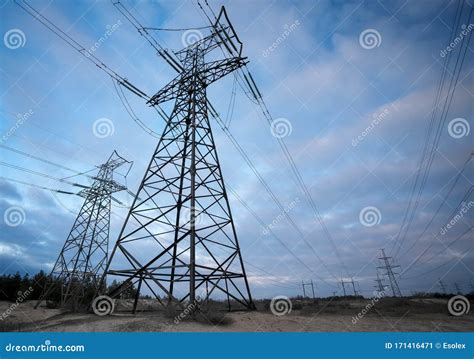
left=0, top=0, right=472, bottom=299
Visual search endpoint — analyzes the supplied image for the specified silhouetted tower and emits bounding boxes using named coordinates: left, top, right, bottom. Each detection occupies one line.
left=102, top=8, right=254, bottom=310
left=302, top=280, right=316, bottom=300
left=340, top=279, right=347, bottom=296
left=378, top=249, right=402, bottom=297
left=374, top=272, right=386, bottom=293
left=438, top=279, right=447, bottom=295
left=350, top=278, right=358, bottom=296
left=36, top=151, right=130, bottom=308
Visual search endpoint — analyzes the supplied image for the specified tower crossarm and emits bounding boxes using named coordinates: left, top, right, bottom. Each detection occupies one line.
left=147, top=56, right=247, bottom=106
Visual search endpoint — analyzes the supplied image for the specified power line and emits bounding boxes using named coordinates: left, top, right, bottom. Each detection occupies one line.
left=401, top=227, right=472, bottom=280
left=399, top=153, right=473, bottom=258
left=0, top=176, right=77, bottom=195
left=196, top=1, right=351, bottom=277
left=227, top=184, right=339, bottom=287
left=392, top=3, right=473, bottom=258
left=0, top=161, right=89, bottom=189
left=0, top=143, right=95, bottom=178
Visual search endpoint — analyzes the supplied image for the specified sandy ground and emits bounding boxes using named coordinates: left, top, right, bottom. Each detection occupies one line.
left=1, top=299, right=473, bottom=332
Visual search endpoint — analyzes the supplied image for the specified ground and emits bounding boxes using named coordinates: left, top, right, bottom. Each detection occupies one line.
left=0, top=297, right=472, bottom=332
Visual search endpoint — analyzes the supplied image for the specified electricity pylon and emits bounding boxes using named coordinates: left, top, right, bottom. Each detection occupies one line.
left=102, top=9, right=254, bottom=311
left=350, top=278, right=359, bottom=296
left=374, top=272, right=386, bottom=293
left=438, top=278, right=447, bottom=294
left=377, top=248, right=402, bottom=297
left=36, top=151, right=130, bottom=308
left=302, top=280, right=316, bottom=300
left=340, top=279, right=348, bottom=296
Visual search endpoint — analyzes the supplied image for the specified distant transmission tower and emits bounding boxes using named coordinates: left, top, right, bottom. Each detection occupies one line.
left=302, top=280, right=316, bottom=300
left=36, top=151, right=130, bottom=308
left=438, top=278, right=447, bottom=294
left=102, top=8, right=254, bottom=310
left=350, top=278, right=359, bottom=296
left=374, top=272, right=386, bottom=293
left=340, top=279, right=347, bottom=296
left=378, top=248, right=402, bottom=297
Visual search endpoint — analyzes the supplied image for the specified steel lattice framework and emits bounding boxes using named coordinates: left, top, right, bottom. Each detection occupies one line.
left=36, top=151, right=130, bottom=308
left=102, top=11, right=255, bottom=310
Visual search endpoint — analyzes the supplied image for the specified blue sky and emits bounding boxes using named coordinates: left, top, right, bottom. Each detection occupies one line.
left=0, top=0, right=472, bottom=299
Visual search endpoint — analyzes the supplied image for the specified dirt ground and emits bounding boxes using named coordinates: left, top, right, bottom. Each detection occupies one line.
left=1, top=298, right=472, bottom=332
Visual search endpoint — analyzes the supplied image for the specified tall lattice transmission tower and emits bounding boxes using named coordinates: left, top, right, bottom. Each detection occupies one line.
left=101, top=7, right=255, bottom=311
left=377, top=248, right=402, bottom=297
left=36, top=151, right=130, bottom=308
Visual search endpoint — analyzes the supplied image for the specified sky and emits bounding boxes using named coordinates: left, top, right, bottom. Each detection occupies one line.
left=0, top=0, right=472, bottom=299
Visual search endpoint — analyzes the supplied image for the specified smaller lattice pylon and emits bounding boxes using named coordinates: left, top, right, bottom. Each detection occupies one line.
left=374, top=272, right=386, bottom=293
left=377, top=248, right=402, bottom=297
left=35, top=151, right=131, bottom=309
left=438, top=278, right=447, bottom=295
